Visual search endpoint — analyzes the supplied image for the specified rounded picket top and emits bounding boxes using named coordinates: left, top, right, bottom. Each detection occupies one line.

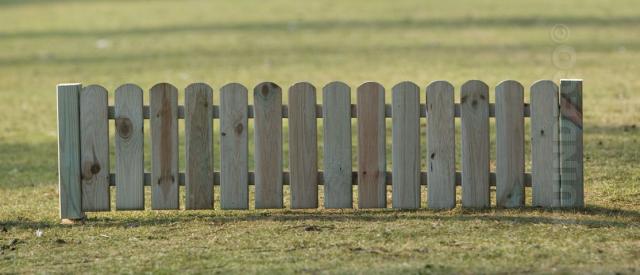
left=150, top=82, right=178, bottom=95
left=461, top=80, right=489, bottom=95
left=221, top=82, right=248, bottom=93
left=82, top=84, right=108, bottom=96
left=115, top=83, right=144, bottom=94
left=392, top=81, right=420, bottom=94
left=426, top=81, right=454, bottom=106
left=289, top=81, right=316, bottom=94
left=426, top=80, right=454, bottom=92
left=254, top=82, right=281, bottom=99
left=461, top=80, right=489, bottom=107
left=115, top=84, right=144, bottom=108
left=323, top=81, right=350, bottom=93
left=530, top=80, right=558, bottom=95
left=185, top=82, right=213, bottom=94
left=496, top=80, right=524, bottom=93
left=358, top=81, right=384, bottom=93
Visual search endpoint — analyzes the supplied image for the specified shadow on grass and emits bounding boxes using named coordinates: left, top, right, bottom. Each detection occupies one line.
left=2, top=205, right=638, bottom=230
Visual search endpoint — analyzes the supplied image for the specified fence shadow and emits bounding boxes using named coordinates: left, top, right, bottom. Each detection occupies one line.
left=2, top=205, right=638, bottom=230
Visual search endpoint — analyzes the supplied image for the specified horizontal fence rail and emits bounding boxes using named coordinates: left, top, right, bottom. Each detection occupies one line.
left=56, top=80, right=584, bottom=220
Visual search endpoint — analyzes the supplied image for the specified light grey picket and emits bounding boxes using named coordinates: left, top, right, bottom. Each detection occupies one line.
left=185, top=83, right=214, bottom=209
left=150, top=83, right=179, bottom=210
left=531, top=80, right=560, bottom=207
left=220, top=83, right=249, bottom=209
left=253, top=82, right=283, bottom=209
left=426, top=81, right=456, bottom=209
left=322, top=81, right=353, bottom=208
left=391, top=81, right=421, bottom=209
left=495, top=80, right=525, bottom=208
left=80, top=85, right=110, bottom=211
left=115, top=84, right=144, bottom=210
left=288, top=82, right=318, bottom=209
left=57, top=83, right=83, bottom=220
left=559, top=79, right=584, bottom=207
left=460, top=80, right=490, bottom=208
left=357, top=82, right=387, bottom=208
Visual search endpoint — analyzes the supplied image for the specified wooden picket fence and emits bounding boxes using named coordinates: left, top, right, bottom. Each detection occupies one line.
left=56, top=79, right=584, bottom=220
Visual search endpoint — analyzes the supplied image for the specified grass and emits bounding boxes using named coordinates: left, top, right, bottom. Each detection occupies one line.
left=0, top=0, right=639, bottom=273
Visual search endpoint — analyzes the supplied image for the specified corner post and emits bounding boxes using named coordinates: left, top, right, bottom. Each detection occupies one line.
left=559, top=79, right=584, bottom=207
left=57, top=83, right=84, bottom=221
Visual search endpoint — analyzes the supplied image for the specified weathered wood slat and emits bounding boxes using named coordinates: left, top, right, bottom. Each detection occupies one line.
left=495, top=80, right=525, bottom=208
left=109, top=171, right=533, bottom=187
left=57, top=83, right=84, bottom=219
left=114, top=84, right=145, bottom=210
left=391, top=81, right=421, bottom=209
left=426, top=81, right=456, bottom=209
left=559, top=79, right=584, bottom=208
left=150, top=83, right=179, bottom=210
left=253, top=82, right=284, bottom=209
left=184, top=83, right=214, bottom=209
left=288, top=82, right=319, bottom=209
left=322, top=82, right=353, bottom=208
left=531, top=80, right=560, bottom=207
left=80, top=85, right=110, bottom=211
left=357, top=82, right=387, bottom=208
left=220, top=83, right=249, bottom=209
left=460, top=80, right=490, bottom=208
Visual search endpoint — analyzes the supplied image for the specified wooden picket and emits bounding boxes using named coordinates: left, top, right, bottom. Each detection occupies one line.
left=150, top=83, right=179, bottom=210
left=57, top=80, right=584, bottom=220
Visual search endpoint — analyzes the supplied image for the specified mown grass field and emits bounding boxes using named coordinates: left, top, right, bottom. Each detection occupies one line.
left=1, top=0, right=639, bottom=273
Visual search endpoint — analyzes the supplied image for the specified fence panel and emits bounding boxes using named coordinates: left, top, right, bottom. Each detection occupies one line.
left=357, top=82, right=387, bottom=208
left=426, top=81, right=456, bottom=209
left=80, top=85, right=110, bottom=211
left=185, top=83, right=214, bottom=209
left=322, top=81, right=353, bottom=208
left=115, top=84, right=144, bottom=210
left=57, top=80, right=584, bottom=218
left=253, top=82, right=284, bottom=209
left=150, top=83, right=179, bottom=210
left=460, top=80, right=490, bottom=208
left=531, top=80, right=560, bottom=207
left=391, top=81, right=421, bottom=209
left=495, top=80, right=525, bottom=208
left=220, top=83, right=249, bottom=209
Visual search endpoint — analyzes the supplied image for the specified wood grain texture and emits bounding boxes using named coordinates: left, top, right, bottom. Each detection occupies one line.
left=253, top=82, right=283, bottom=209
left=114, top=84, right=145, bottom=210
left=357, top=82, right=386, bottom=208
left=57, top=83, right=84, bottom=219
left=185, top=83, right=213, bottom=209
left=495, top=80, right=525, bottom=208
left=460, top=80, right=490, bottom=208
left=391, top=81, right=421, bottom=209
left=322, top=81, right=353, bottom=208
left=426, top=81, right=456, bottom=209
left=559, top=79, right=584, bottom=208
left=288, top=82, right=318, bottom=209
left=531, top=80, right=560, bottom=207
left=150, top=83, right=179, bottom=210
left=220, top=83, right=249, bottom=209
left=80, top=85, right=110, bottom=211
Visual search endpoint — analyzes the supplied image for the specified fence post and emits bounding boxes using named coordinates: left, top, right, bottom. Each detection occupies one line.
left=57, top=83, right=84, bottom=221
left=559, top=79, right=584, bottom=207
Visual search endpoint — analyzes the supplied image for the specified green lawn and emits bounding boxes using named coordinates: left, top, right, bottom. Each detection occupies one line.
left=1, top=0, right=639, bottom=273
